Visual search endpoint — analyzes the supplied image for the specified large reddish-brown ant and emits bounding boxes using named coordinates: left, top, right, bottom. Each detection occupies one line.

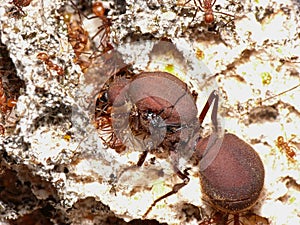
left=94, top=67, right=265, bottom=220
left=142, top=91, right=264, bottom=220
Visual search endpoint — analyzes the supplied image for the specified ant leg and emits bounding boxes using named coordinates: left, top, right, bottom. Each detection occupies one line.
left=90, top=19, right=110, bottom=41
left=137, top=150, right=148, bottom=167
left=211, top=0, right=217, bottom=7
left=198, top=90, right=219, bottom=132
left=70, top=0, right=98, bottom=22
left=233, top=214, right=240, bottom=225
left=261, top=83, right=300, bottom=103
left=213, top=10, right=235, bottom=18
left=116, top=149, right=149, bottom=181
left=188, top=0, right=201, bottom=24
left=197, top=0, right=208, bottom=12
left=184, top=0, right=192, bottom=4
left=196, top=0, right=202, bottom=8
left=143, top=167, right=190, bottom=218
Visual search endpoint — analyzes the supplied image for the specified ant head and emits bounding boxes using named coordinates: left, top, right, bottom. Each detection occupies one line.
left=92, top=2, right=105, bottom=18
left=36, top=52, right=49, bottom=62
left=204, top=13, right=214, bottom=24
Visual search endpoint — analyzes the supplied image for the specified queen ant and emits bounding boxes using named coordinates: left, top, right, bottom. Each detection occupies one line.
left=94, top=68, right=265, bottom=220
left=142, top=87, right=264, bottom=219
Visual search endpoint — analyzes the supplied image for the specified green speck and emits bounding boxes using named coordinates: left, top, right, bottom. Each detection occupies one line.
left=289, top=196, right=296, bottom=204
left=260, top=72, right=272, bottom=85
left=165, top=64, right=175, bottom=74
left=277, top=48, right=283, bottom=54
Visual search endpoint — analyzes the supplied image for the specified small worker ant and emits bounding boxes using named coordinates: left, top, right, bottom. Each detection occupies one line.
left=94, top=66, right=134, bottom=153
left=276, top=135, right=297, bottom=161
left=0, top=40, right=23, bottom=114
left=64, top=15, right=91, bottom=71
left=11, top=0, right=31, bottom=8
left=0, top=78, right=17, bottom=113
left=10, top=0, right=32, bottom=15
left=0, top=124, right=4, bottom=135
left=190, top=0, right=234, bottom=24
left=36, top=52, right=64, bottom=76
left=69, top=1, right=113, bottom=59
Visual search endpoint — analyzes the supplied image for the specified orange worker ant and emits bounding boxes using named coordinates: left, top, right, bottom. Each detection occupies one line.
left=190, top=0, right=234, bottom=24
left=70, top=1, right=113, bottom=58
left=276, top=135, right=297, bottom=161
left=36, top=52, right=64, bottom=76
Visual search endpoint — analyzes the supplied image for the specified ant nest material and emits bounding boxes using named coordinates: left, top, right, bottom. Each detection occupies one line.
left=0, top=0, right=300, bottom=225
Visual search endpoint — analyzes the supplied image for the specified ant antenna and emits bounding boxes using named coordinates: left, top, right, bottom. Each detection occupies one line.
left=261, top=83, right=300, bottom=103
left=198, top=90, right=219, bottom=132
